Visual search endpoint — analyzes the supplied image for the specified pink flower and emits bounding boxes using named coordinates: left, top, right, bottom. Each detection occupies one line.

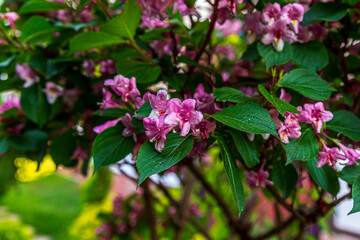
left=297, top=102, right=333, bottom=133
left=104, top=75, right=140, bottom=102
left=335, top=142, right=360, bottom=165
left=281, top=3, right=304, bottom=34
left=191, top=119, right=216, bottom=140
left=279, top=88, right=292, bottom=102
left=164, top=99, right=203, bottom=137
left=121, top=113, right=135, bottom=138
left=0, top=96, right=21, bottom=116
left=246, top=164, right=273, bottom=188
left=148, top=90, right=168, bottom=119
left=56, top=10, right=72, bottom=22
left=141, top=16, right=169, bottom=29
left=71, top=146, right=88, bottom=160
left=262, top=3, right=282, bottom=24
left=135, top=92, right=151, bottom=109
left=100, top=89, right=122, bottom=110
left=190, top=203, right=201, bottom=216
left=6, top=123, right=25, bottom=135
left=143, top=116, right=173, bottom=152
left=93, top=118, right=121, bottom=134
left=82, top=59, right=95, bottom=76
left=317, top=143, right=346, bottom=168
left=43, top=82, right=64, bottom=104
left=0, top=12, right=19, bottom=31
left=99, top=59, right=117, bottom=77
left=216, top=19, right=242, bottom=37
left=262, top=19, right=295, bottom=52
left=193, top=84, right=215, bottom=115
left=16, top=63, right=39, bottom=88
left=63, top=87, right=80, bottom=107
left=243, top=11, right=262, bottom=44
left=278, top=115, right=302, bottom=144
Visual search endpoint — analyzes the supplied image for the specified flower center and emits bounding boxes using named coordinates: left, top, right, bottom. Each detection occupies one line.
left=177, top=108, right=191, bottom=122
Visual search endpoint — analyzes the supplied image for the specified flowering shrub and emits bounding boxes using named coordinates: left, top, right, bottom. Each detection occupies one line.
left=0, top=0, right=360, bottom=238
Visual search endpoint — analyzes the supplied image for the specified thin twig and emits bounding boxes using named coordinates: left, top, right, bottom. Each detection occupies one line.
left=96, top=0, right=112, bottom=20
left=143, top=180, right=159, bottom=240
left=254, top=216, right=297, bottom=240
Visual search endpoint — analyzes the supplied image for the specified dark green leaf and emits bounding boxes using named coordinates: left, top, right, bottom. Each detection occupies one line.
left=279, top=68, right=335, bottom=101
left=19, top=0, right=66, bottom=14
left=100, top=0, right=141, bottom=39
left=214, top=135, right=245, bottom=215
left=9, top=129, right=49, bottom=152
left=349, top=177, right=360, bottom=214
left=139, top=28, right=170, bottom=42
left=270, top=161, right=298, bottom=199
left=0, top=136, right=9, bottom=155
left=305, top=157, right=339, bottom=196
left=210, top=103, right=277, bottom=136
left=340, top=165, right=360, bottom=184
left=69, top=32, right=124, bottom=54
left=134, top=101, right=152, bottom=118
left=0, top=149, right=16, bottom=196
left=20, top=16, right=61, bottom=43
left=258, top=85, right=300, bottom=116
left=20, top=84, right=51, bottom=127
left=137, top=132, right=193, bottom=186
left=93, top=126, right=135, bottom=173
left=303, top=2, right=349, bottom=25
left=257, top=42, right=292, bottom=70
left=283, top=129, right=319, bottom=164
left=116, top=60, right=161, bottom=84
left=50, top=130, right=77, bottom=167
left=291, top=41, right=329, bottom=71
left=93, top=108, right=129, bottom=118
left=0, top=79, right=22, bottom=91
left=228, top=131, right=260, bottom=168
left=213, top=87, right=256, bottom=103
left=327, top=111, right=360, bottom=141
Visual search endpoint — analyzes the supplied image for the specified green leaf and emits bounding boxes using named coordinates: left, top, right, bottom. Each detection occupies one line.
left=258, top=85, right=300, bottom=116
left=283, top=129, right=319, bottom=164
left=100, top=0, right=141, bottom=39
left=257, top=42, right=292, bottom=70
left=50, top=130, right=77, bottom=167
left=210, top=103, right=277, bottom=136
left=137, top=132, right=193, bottom=186
left=305, top=157, right=339, bottom=196
left=0, top=136, right=9, bottom=155
left=20, top=16, right=60, bottom=43
left=279, top=68, right=335, bottom=101
left=303, top=2, right=349, bottom=25
left=93, top=108, right=129, bottom=118
left=213, top=87, right=256, bottom=103
left=139, top=28, right=170, bottom=42
left=340, top=165, right=360, bottom=185
left=134, top=101, right=152, bottom=118
left=0, top=149, right=17, bottom=196
left=93, top=126, right=135, bottom=173
left=291, top=41, right=329, bottom=71
left=116, top=60, right=161, bottom=84
left=19, top=0, right=66, bottom=14
left=214, top=135, right=245, bottom=215
left=349, top=177, right=360, bottom=214
left=9, top=129, right=49, bottom=152
left=20, top=84, right=51, bottom=127
left=69, top=32, right=124, bottom=54
left=228, top=131, right=260, bottom=168
left=0, top=79, right=22, bottom=91
left=327, top=111, right=360, bottom=141
left=270, top=161, right=298, bottom=199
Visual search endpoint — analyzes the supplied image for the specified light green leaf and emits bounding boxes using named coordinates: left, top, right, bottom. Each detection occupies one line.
left=20, top=16, right=60, bottom=43
left=210, top=103, right=277, bottom=136
left=213, top=87, right=256, bottom=103
left=19, top=0, right=66, bottom=14
left=140, top=28, right=170, bottom=42
left=257, top=42, right=292, bottom=70
left=228, top=131, right=260, bottom=168
left=279, top=68, right=335, bottom=101
left=291, top=41, right=329, bottom=71
left=327, top=111, right=360, bottom=141
left=137, top=132, right=193, bottom=186
left=258, top=85, right=300, bottom=116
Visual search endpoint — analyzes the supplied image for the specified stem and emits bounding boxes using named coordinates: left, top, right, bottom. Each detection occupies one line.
left=143, top=180, right=159, bottom=240
left=130, top=40, right=157, bottom=67
left=254, top=216, right=297, bottom=240
left=96, top=0, right=112, bottom=20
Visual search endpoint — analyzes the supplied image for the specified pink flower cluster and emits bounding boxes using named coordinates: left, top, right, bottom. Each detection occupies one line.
left=16, top=63, right=39, bottom=88
left=318, top=142, right=360, bottom=168
left=82, top=59, right=116, bottom=77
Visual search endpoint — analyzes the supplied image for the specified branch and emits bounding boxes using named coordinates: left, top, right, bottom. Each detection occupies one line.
left=143, top=180, right=159, bottom=240
left=96, top=0, right=112, bottom=20
left=254, top=216, right=297, bottom=240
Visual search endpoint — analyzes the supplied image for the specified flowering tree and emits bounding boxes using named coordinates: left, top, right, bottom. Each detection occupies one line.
left=0, top=0, right=360, bottom=238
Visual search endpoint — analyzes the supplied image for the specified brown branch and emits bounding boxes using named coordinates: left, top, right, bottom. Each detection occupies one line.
left=96, top=0, right=112, bottom=20
left=143, top=180, right=159, bottom=240
left=254, top=216, right=297, bottom=240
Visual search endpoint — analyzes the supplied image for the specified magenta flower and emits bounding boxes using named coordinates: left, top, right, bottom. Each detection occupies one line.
left=245, top=164, right=273, bottom=188
left=0, top=12, right=19, bottom=31
left=43, top=82, right=64, bottom=104
left=164, top=99, right=203, bottom=137
left=6, top=123, right=25, bottom=135
left=143, top=116, right=174, bottom=152
left=193, top=84, right=215, bottom=115
left=216, top=19, right=242, bottom=37
left=71, top=146, right=88, bottom=160
left=278, top=115, right=302, bottom=144
left=281, top=3, right=305, bottom=34
left=243, top=11, right=262, bottom=44
left=335, top=142, right=360, bottom=165
left=298, top=102, right=333, bottom=133
left=191, top=119, right=216, bottom=140
left=317, top=143, right=346, bottom=168
left=121, top=113, right=135, bottom=138
left=141, top=16, right=169, bottom=29
left=269, top=109, right=282, bottom=129
left=93, top=118, right=121, bottom=134
left=63, top=87, right=80, bottom=108
left=0, top=96, right=21, bottom=116
left=104, top=75, right=140, bottom=102
left=135, top=92, right=151, bottom=110
left=99, top=59, right=117, bottom=77
left=262, top=19, right=295, bottom=52
left=100, top=89, right=122, bottom=110
left=262, top=3, right=282, bottom=24
left=148, top=90, right=168, bottom=119
left=279, top=88, right=292, bottom=102
left=16, top=63, right=39, bottom=88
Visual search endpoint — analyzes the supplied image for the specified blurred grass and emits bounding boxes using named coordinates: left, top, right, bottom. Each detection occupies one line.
left=0, top=174, right=81, bottom=240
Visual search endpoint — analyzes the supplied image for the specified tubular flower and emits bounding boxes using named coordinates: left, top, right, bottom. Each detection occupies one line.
left=335, top=142, right=360, bottom=165
left=43, top=82, right=64, bottom=104
left=16, top=63, right=40, bottom=88
left=262, top=19, right=295, bottom=52
left=104, top=75, right=140, bottom=102
left=143, top=116, right=174, bottom=152
left=148, top=90, right=169, bottom=119
left=278, top=115, right=302, bottom=144
left=317, top=143, right=346, bottom=168
left=297, top=102, right=333, bottom=133
left=246, top=164, right=273, bottom=188
left=281, top=3, right=305, bottom=34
